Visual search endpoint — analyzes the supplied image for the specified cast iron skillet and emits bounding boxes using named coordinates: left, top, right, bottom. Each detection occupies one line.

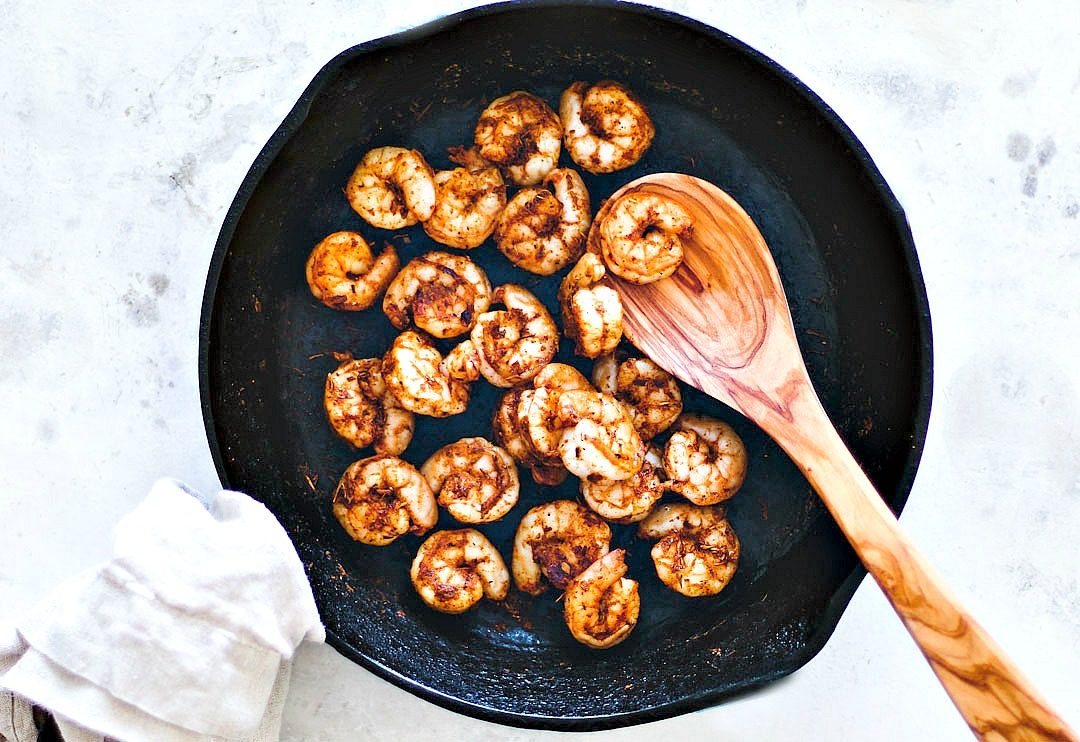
left=199, top=0, right=932, bottom=730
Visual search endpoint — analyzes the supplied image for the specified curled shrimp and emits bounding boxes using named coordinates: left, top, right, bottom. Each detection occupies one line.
left=305, top=231, right=399, bottom=311
left=494, top=168, right=591, bottom=275
left=559, top=81, right=654, bottom=174
left=530, top=360, right=595, bottom=392
left=513, top=363, right=593, bottom=484
left=559, top=252, right=623, bottom=358
left=422, top=147, right=507, bottom=249
left=440, top=337, right=483, bottom=384
left=383, top=251, right=492, bottom=339
left=382, top=330, right=470, bottom=417
left=474, top=91, right=561, bottom=186
left=410, top=529, right=509, bottom=614
left=493, top=388, right=565, bottom=486
left=512, top=500, right=611, bottom=595
left=332, top=455, right=437, bottom=546
left=595, top=192, right=693, bottom=284
left=663, top=414, right=748, bottom=505
left=581, top=445, right=665, bottom=524
left=555, top=389, right=645, bottom=481
left=324, top=355, right=414, bottom=455
left=494, top=367, right=587, bottom=488
left=592, top=354, right=683, bottom=439
left=638, top=503, right=739, bottom=597
left=420, top=437, right=519, bottom=524
left=446, top=284, right=559, bottom=388
left=563, top=549, right=640, bottom=649
left=346, top=146, right=436, bottom=229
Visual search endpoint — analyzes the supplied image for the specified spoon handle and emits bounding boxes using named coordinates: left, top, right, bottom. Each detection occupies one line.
left=767, top=387, right=1076, bottom=741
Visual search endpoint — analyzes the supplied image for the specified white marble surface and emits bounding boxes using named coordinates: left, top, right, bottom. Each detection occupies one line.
left=2, top=0, right=1078, bottom=739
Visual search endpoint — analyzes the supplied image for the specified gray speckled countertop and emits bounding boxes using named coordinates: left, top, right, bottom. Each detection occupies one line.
left=2, top=1, right=1078, bottom=739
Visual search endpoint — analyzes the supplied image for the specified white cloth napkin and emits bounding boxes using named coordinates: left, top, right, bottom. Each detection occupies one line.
left=0, top=478, right=324, bottom=741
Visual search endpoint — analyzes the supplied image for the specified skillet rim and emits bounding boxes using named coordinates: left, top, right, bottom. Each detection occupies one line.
left=197, top=0, right=934, bottom=729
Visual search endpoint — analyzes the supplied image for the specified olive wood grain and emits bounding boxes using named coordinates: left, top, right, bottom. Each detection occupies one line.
left=599, top=173, right=1076, bottom=741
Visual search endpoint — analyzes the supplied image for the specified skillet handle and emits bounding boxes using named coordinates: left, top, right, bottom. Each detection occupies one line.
left=766, top=386, right=1077, bottom=741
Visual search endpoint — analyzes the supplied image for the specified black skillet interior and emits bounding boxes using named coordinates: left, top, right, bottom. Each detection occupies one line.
left=200, top=1, right=932, bottom=730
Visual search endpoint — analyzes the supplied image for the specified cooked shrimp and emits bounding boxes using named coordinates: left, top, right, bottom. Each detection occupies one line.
left=474, top=91, right=561, bottom=186
left=382, top=330, right=470, bottom=417
left=518, top=388, right=575, bottom=465
left=663, top=414, right=748, bottom=505
left=558, top=252, right=623, bottom=358
left=324, top=355, right=415, bottom=455
left=346, top=146, right=436, bottom=229
left=560, top=81, right=654, bottom=174
left=492, top=388, right=567, bottom=486
left=332, top=455, right=437, bottom=546
left=512, top=500, right=611, bottom=595
left=592, top=354, right=682, bottom=439
left=440, top=338, right=483, bottom=383
left=494, top=168, right=591, bottom=275
left=383, top=251, right=491, bottom=339
left=581, top=445, right=665, bottom=524
left=410, top=529, right=509, bottom=613
left=515, top=384, right=569, bottom=479
left=464, top=284, right=559, bottom=387
left=514, top=363, right=593, bottom=484
left=555, top=389, right=645, bottom=481
left=596, top=192, right=693, bottom=284
left=305, top=231, right=399, bottom=311
left=421, top=437, right=519, bottom=523
left=531, top=361, right=594, bottom=394
left=563, top=549, right=640, bottom=649
left=422, top=147, right=506, bottom=249
left=441, top=283, right=559, bottom=387
left=638, top=503, right=739, bottom=597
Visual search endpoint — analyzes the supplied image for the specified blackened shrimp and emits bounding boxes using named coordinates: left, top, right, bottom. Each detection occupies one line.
left=474, top=91, right=561, bottom=186
left=421, top=437, right=519, bottom=523
left=592, top=354, right=682, bottom=439
left=305, top=231, right=399, bottom=311
left=638, top=503, right=739, bottom=597
left=663, top=414, right=748, bottom=505
left=555, top=389, right=645, bottom=481
left=382, top=251, right=491, bottom=339
left=382, top=331, right=470, bottom=417
left=332, top=455, right=437, bottom=546
left=410, top=529, right=509, bottom=613
left=493, top=388, right=561, bottom=484
left=422, top=147, right=507, bottom=249
left=512, top=500, right=611, bottom=595
left=494, top=168, right=591, bottom=275
left=513, top=363, right=593, bottom=485
left=446, top=284, right=559, bottom=388
left=494, top=365, right=587, bottom=488
left=558, top=252, right=623, bottom=358
left=581, top=445, right=665, bottom=524
left=560, top=81, right=654, bottom=174
left=324, top=355, right=414, bottom=455
left=563, top=549, right=640, bottom=649
left=597, top=192, right=693, bottom=284
left=346, top=146, right=436, bottom=229
left=530, top=360, right=596, bottom=392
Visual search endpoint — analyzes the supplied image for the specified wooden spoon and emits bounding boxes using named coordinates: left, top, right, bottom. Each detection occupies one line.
left=595, top=173, right=1076, bottom=741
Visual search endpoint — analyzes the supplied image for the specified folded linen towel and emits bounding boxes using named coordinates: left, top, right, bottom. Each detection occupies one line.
left=0, top=478, right=324, bottom=741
